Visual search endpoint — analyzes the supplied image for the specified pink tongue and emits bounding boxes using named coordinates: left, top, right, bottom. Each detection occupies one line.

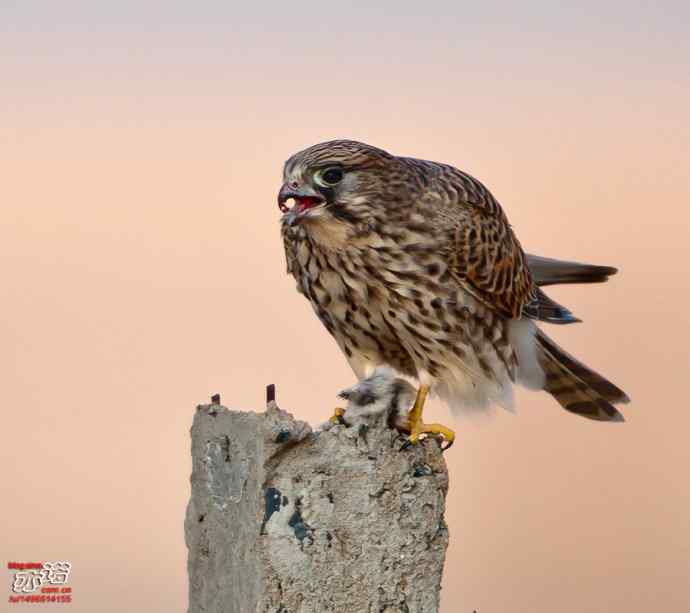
left=295, top=197, right=320, bottom=213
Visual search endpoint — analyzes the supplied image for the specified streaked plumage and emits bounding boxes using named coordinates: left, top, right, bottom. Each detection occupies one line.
left=278, top=140, right=629, bottom=422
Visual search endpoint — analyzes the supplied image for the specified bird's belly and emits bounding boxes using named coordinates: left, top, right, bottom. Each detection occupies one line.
left=289, top=239, right=516, bottom=407
left=298, top=266, right=416, bottom=379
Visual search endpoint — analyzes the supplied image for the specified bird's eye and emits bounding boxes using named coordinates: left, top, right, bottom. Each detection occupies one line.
left=316, top=167, right=344, bottom=187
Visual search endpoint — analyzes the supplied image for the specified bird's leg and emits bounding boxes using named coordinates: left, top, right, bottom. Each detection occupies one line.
left=406, top=384, right=429, bottom=442
left=406, top=385, right=456, bottom=449
left=330, top=407, right=346, bottom=425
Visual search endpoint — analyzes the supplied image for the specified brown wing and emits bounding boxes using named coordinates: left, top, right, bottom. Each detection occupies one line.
left=431, top=164, right=536, bottom=319
left=446, top=208, right=534, bottom=318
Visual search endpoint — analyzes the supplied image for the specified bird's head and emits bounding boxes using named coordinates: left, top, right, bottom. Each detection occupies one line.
left=277, top=140, right=400, bottom=231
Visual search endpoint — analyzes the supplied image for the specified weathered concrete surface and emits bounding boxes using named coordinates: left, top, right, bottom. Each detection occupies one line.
left=185, top=399, right=449, bottom=613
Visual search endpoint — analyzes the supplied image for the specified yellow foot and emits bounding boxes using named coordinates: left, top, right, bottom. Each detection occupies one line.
left=408, top=421, right=456, bottom=450
left=330, top=407, right=346, bottom=425
left=404, top=385, right=456, bottom=450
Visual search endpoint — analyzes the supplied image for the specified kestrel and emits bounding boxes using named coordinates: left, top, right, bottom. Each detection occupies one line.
left=277, top=140, right=629, bottom=447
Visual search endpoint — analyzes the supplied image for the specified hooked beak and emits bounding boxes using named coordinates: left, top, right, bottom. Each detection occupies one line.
left=277, top=183, right=325, bottom=226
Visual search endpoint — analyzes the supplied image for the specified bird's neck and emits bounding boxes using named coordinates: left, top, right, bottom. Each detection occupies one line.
left=301, top=216, right=356, bottom=251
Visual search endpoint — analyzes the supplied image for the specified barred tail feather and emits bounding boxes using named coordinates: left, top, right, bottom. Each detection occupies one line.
left=536, top=330, right=630, bottom=421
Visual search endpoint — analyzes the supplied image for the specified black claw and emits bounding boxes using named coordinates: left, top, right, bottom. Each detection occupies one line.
left=399, top=439, right=413, bottom=452
left=441, top=439, right=454, bottom=452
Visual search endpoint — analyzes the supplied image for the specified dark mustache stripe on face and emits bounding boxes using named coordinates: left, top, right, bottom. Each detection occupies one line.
left=330, top=204, right=359, bottom=224
left=317, top=185, right=335, bottom=202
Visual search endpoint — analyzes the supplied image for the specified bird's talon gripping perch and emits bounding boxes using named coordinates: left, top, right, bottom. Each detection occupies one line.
left=330, top=407, right=346, bottom=425
left=403, top=384, right=456, bottom=450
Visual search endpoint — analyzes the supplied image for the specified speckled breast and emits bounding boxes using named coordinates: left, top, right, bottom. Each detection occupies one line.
left=281, top=223, right=512, bottom=384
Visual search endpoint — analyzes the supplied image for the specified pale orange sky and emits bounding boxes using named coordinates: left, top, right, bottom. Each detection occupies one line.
left=2, top=2, right=690, bottom=612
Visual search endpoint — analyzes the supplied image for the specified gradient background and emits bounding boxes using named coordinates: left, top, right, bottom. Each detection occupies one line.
left=2, top=2, right=689, bottom=612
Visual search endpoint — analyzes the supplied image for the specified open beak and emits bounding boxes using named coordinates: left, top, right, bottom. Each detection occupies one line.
left=277, top=184, right=325, bottom=226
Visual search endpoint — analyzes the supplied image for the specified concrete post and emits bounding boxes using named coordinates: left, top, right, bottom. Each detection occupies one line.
left=185, top=393, right=449, bottom=613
